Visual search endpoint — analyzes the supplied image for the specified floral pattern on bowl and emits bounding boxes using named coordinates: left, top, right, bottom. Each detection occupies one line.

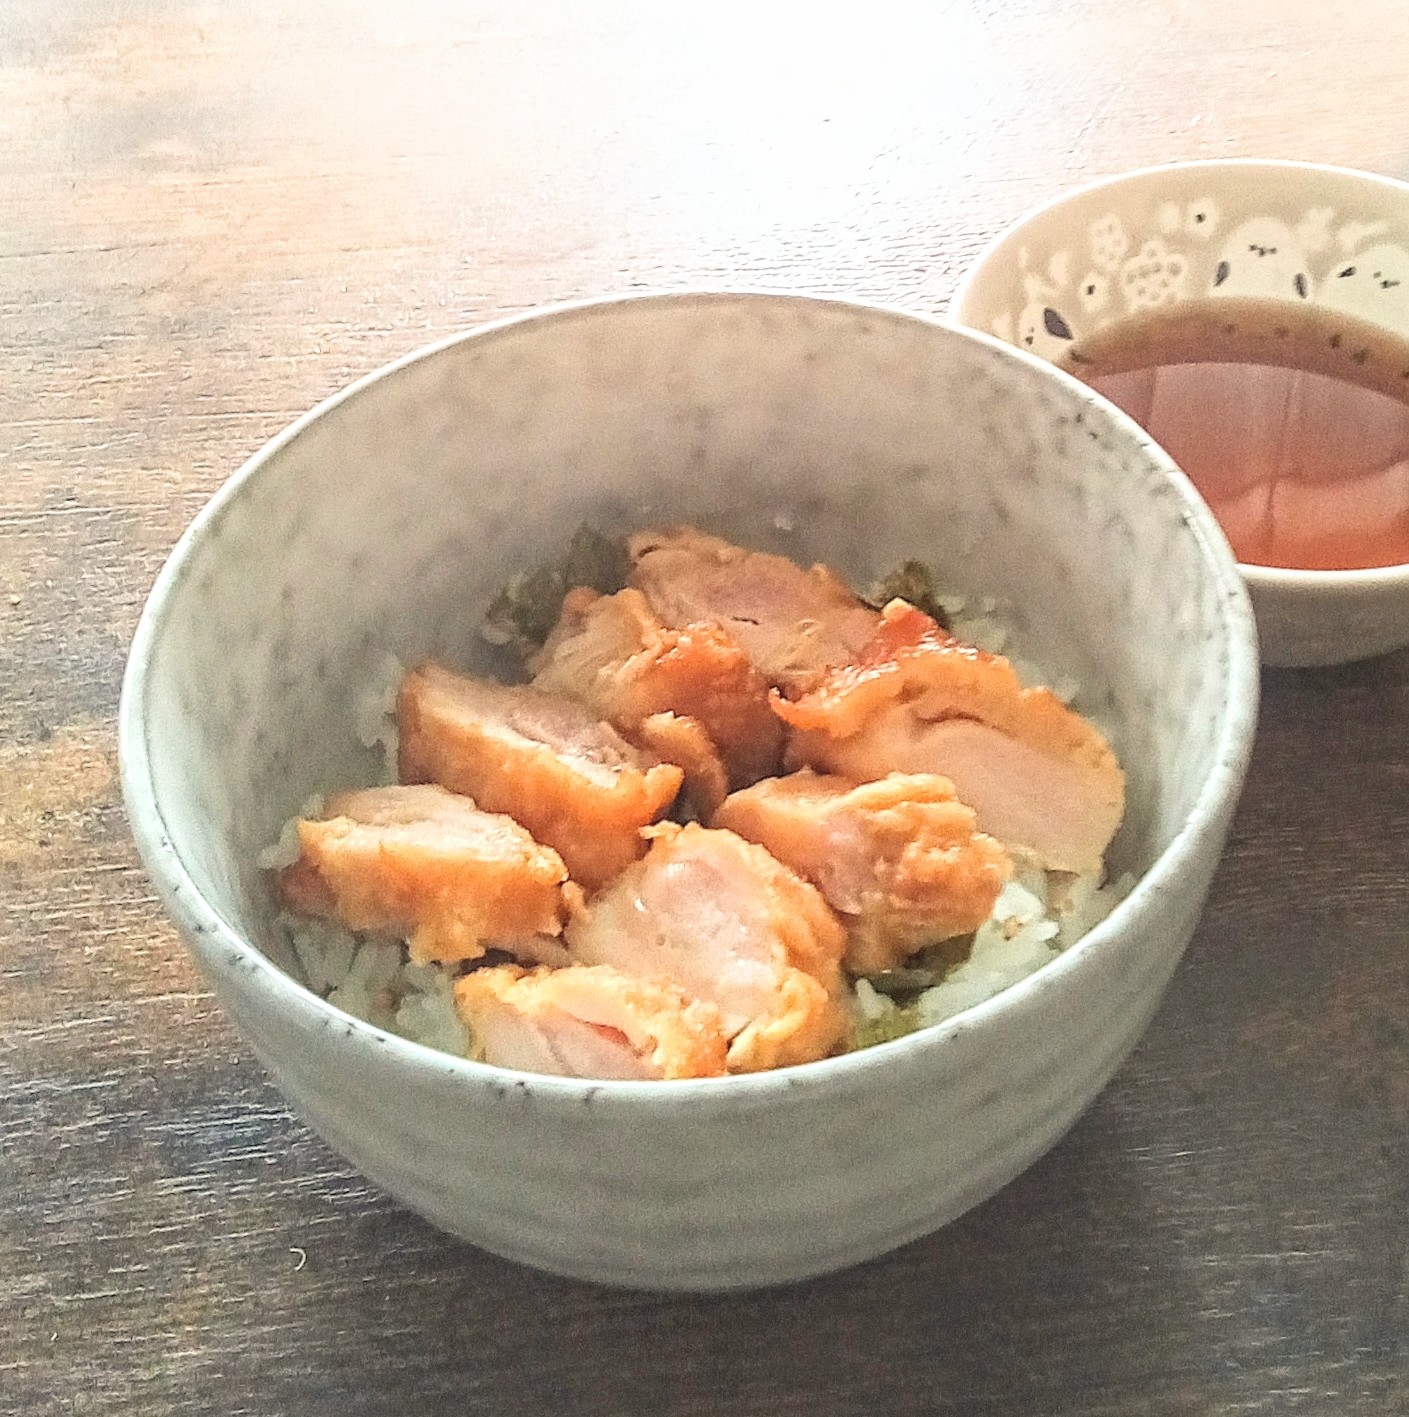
left=964, top=169, right=1409, bottom=365
left=951, top=159, right=1409, bottom=670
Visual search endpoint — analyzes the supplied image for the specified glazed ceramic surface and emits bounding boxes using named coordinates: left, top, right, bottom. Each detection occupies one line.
left=951, top=159, right=1409, bottom=668
left=119, top=292, right=1258, bottom=1290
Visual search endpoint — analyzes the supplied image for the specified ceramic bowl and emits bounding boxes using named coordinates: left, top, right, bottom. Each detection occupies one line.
left=951, top=159, right=1409, bottom=668
left=118, top=292, right=1258, bottom=1291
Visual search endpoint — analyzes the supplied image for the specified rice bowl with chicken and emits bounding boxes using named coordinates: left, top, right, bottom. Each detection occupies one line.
left=264, top=528, right=1133, bottom=1081
left=121, top=291, right=1258, bottom=1287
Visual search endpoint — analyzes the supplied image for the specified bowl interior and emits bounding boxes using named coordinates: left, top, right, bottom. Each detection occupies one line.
left=125, top=293, right=1252, bottom=999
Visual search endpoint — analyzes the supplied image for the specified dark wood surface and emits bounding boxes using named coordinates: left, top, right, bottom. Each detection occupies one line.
left=3, top=3, right=1407, bottom=1412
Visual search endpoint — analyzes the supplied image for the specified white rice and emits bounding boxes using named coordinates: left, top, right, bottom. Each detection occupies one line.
left=847, top=865, right=1132, bottom=1044
left=284, top=914, right=470, bottom=1056
left=268, top=602, right=1133, bottom=1064
left=256, top=794, right=325, bottom=869
left=355, top=652, right=405, bottom=784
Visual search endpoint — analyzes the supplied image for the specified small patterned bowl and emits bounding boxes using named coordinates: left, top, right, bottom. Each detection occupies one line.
left=119, top=292, right=1258, bottom=1290
left=951, top=159, right=1409, bottom=668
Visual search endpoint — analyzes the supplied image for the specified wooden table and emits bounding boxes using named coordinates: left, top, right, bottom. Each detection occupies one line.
left=4, top=3, right=1407, bottom=1411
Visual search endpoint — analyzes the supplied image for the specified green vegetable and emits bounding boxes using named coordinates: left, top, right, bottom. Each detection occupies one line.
left=864, top=559, right=951, bottom=630
left=856, top=967, right=945, bottom=998
left=848, top=1006, right=924, bottom=1051
left=482, top=526, right=629, bottom=656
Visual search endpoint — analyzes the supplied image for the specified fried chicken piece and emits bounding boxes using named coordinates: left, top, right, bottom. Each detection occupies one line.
left=712, top=770, right=1012, bottom=973
left=564, top=822, right=847, bottom=1072
left=631, top=710, right=731, bottom=820
left=455, top=963, right=728, bottom=1080
left=774, top=602, right=1125, bottom=874
left=277, top=784, right=568, bottom=965
left=397, top=663, right=683, bottom=891
left=627, top=526, right=879, bottom=693
left=531, top=585, right=783, bottom=796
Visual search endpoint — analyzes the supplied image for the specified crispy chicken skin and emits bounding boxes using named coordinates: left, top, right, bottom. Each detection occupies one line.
left=630, top=710, right=732, bottom=820
left=454, top=963, right=728, bottom=1080
left=712, top=770, right=1012, bottom=973
left=774, top=603, right=1126, bottom=874
left=627, top=527, right=879, bottom=693
left=530, top=585, right=782, bottom=804
left=278, top=784, right=568, bottom=965
left=564, top=821, right=848, bottom=1072
left=397, top=663, right=683, bottom=890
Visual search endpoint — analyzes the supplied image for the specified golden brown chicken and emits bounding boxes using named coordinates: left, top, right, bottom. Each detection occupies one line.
left=530, top=585, right=782, bottom=813
left=774, top=603, right=1126, bottom=874
left=712, top=770, right=1013, bottom=973
left=564, top=821, right=848, bottom=1071
left=397, top=663, right=683, bottom=891
left=454, top=963, right=729, bottom=1080
left=277, top=784, right=568, bottom=965
left=627, top=527, right=879, bottom=694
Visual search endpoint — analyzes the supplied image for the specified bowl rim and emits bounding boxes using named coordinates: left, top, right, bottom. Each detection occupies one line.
left=949, top=156, right=1409, bottom=587
left=118, top=287, right=1261, bottom=1110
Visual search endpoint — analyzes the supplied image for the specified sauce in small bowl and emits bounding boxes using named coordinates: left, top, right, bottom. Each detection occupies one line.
left=1064, top=299, right=1409, bottom=573
left=952, top=158, right=1409, bottom=666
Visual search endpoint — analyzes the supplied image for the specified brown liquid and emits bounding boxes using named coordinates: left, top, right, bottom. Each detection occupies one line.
left=1062, top=301, right=1409, bottom=570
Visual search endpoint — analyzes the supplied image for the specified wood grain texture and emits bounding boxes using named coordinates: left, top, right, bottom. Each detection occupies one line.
left=2, top=1, right=1407, bottom=1412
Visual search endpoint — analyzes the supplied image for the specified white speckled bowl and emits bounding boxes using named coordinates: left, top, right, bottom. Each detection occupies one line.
left=951, top=159, right=1409, bottom=668
left=119, top=292, right=1258, bottom=1291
